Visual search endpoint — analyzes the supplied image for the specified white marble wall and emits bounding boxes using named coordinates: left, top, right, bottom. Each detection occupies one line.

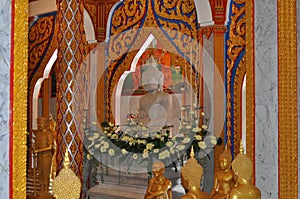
left=254, top=0, right=278, bottom=198
left=297, top=0, right=300, bottom=198
left=203, top=34, right=214, bottom=193
left=0, top=1, right=11, bottom=198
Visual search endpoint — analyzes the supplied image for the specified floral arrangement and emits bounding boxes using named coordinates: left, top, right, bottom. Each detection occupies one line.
left=84, top=110, right=222, bottom=174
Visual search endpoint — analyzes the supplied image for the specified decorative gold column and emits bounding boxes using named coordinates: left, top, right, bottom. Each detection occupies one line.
left=56, top=0, right=87, bottom=181
left=11, top=0, right=28, bottom=198
left=245, top=0, right=255, bottom=182
left=277, top=0, right=298, bottom=197
left=213, top=25, right=226, bottom=172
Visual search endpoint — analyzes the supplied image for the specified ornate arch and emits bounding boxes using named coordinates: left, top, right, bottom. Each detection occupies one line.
left=28, top=12, right=58, bottom=131
left=104, top=0, right=199, bottom=121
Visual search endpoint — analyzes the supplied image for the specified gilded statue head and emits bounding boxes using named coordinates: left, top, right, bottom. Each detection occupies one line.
left=37, top=117, right=49, bottom=130
left=219, top=145, right=232, bottom=170
left=181, top=147, right=203, bottom=189
left=231, top=142, right=252, bottom=182
left=152, top=161, right=165, bottom=177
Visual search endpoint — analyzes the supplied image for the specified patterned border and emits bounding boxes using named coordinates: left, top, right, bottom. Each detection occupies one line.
left=10, top=0, right=28, bottom=198
left=245, top=0, right=255, bottom=182
left=277, top=0, right=298, bottom=197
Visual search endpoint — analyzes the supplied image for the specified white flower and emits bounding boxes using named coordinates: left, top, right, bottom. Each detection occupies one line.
left=182, top=137, right=191, bottom=144
left=111, top=134, right=118, bottom=139
left=192, top=127, right=201, bottom=132
left=169, top=147, right=175, bottom=154
left=195, top=120, right=199, bottom=124
left=138, top=139, right=146, bottom=145
left=186, top=125, right=192, bottom=129
left=142, top=149, right=149, bottom=158
left=153, top=149, right=159, bottom=153
left=92, top=133, right=99, bottom=140
left=108, top=149, right=115, bottom=156
left=176, top=145, right=185, bottom=151
left=195, top=135, right=202, bottom=140
left=103, top=142, right=109, bottom=148
left=133, top=153, right=138, bottom=159
left=198, top=141, right=207, bottom=149
left=121, top=136, right=129, bottom=142
left=201, top=124, right=207, bottom=129
left=100, top=146, right=107, bottom=153
left=94, top=144, right=101, bottom=149
left=121, top=149, right=128, bottom=155
left=166, top=141, right=173, bottom=147
left=87, top=154, right=91, bottom=160
left=107, top=133, right=112, bottom=137
left=146, top=143, right=154, bottom=150
left=209, top=135, right=217, bottom=145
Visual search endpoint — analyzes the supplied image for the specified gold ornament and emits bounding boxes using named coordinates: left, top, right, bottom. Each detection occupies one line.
left=180, top=146, right=210, bottom=199
left=229, top=141, right=261, bottom=199
left=52, top=149, right=81, bottom=199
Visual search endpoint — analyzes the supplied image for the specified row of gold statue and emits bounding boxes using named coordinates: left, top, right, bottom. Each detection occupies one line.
left=145, top=142, right=261, bottom=199
left=32, top=116, right=260, bottom=199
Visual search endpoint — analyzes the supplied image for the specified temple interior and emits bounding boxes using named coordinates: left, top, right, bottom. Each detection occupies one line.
left=0, top=0, right=300, bottom=198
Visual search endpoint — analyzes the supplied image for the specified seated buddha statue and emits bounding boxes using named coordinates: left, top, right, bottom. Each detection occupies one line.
left=145, top=161, right=172, bottom=199
left=52, top=149, right=81, bottom=199
left=180, top=146, right=210, bottom=199
left=210, top=145, right=234, bottom=199
left=229, top=141, right=261, bottom=199
left=138, top=57, right=173, bottom=130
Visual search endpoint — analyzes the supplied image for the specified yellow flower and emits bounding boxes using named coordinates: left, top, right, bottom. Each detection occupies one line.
left=209, top=135, right=217, bottom=145
left=192, top=127, right=201, bottom=132
left=198, top=141, right=207, bottom=149
left=121, top=149, right=128, bottom=155
left=109, top=122, right=114, bottom=127
left=100, top=146, right=107, bottom=153
left=111, top=134, right=118, bottom=139
left=169, top=147, right=175, bottom=154
left=103, top=142, right=109, bottom=148
left=146, top=143, right=154, bottom=150
left=186, top=125, right=192, bottom=129
left=182, top=137, right=191, bottom=144
left=94, top=144, right=101, bottom=149
left=142, top=150, right=149, bottom=158
left=201, top=112, right=205, bottom=116
left=133, top=153, right=138, bottom=160
left=155, top=134, right=161, bottom=139
left=108, top=149, right=115, bottom=156
left=87, top=154, right=91, bottom=160
left=166, top=141, right=172, bottom=147
left=153, top=149, right=159, bottom=153
left=201, top=124, right=207, bottom=129
left=176, top=145, right=185, bottom=151
left=195, top=135, right=202, bottom=140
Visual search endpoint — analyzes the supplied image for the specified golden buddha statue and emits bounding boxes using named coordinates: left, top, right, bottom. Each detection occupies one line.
left=52, top=149, right=81, bottom=199
left=210, top=145, right=234, bottom=199
left=229, top=141, right=261, bottom=199
left=145, top=161, right=172, bottom=199
left=33, top=117, right=54, bottom=198
left=180, top=146, right=210, bottom=199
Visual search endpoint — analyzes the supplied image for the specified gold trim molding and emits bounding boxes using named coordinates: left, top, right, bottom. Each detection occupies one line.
left=278, top=0, right=298, bottom=197
left=245, top=0, right=255, bottom=182
left=12, top=0, right=28, bottom=198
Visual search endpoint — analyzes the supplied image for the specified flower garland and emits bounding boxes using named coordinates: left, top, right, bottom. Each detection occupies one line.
left=84, top=116, right=222, bottom=173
